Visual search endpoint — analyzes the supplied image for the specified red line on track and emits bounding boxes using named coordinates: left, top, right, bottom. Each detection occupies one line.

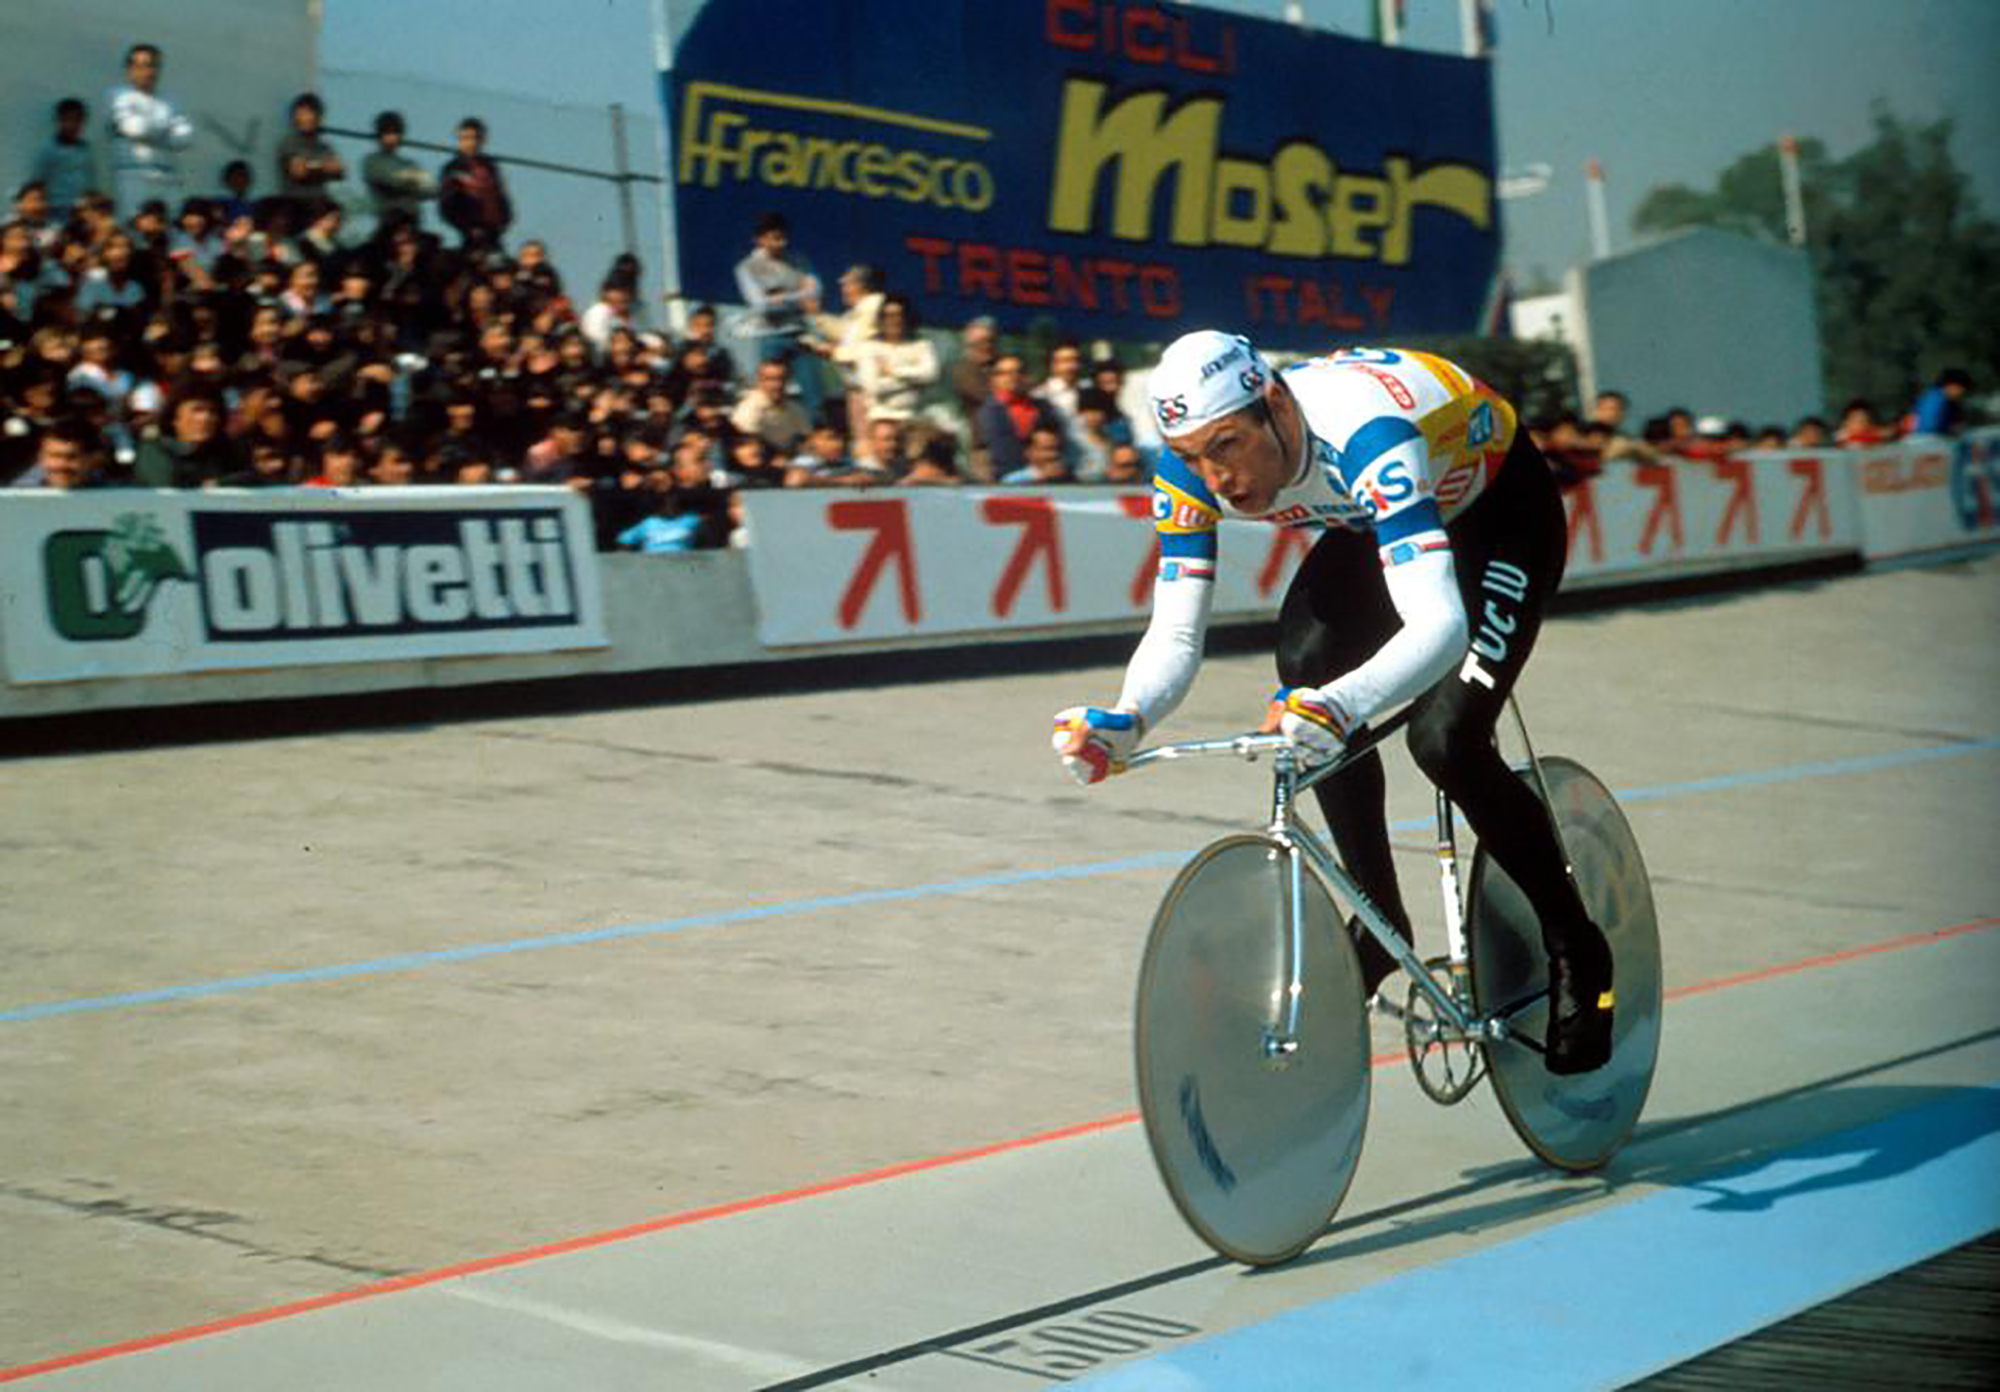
left=5, top=914, right=1996, bottom=1384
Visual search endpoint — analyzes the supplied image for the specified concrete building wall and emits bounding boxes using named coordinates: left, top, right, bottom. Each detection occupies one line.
left=0, top=0, right=317, bottom=217
left=1571, top=226, right=1825, bottom=430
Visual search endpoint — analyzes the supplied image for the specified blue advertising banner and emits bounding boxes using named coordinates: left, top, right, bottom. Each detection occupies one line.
left=665, top=0, right=1499, bottom=347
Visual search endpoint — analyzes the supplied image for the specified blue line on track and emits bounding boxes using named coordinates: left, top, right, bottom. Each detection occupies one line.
left=1074, top=1084, right=2000, bottom=1390
left=5, top=738, right=1995, bottom=1025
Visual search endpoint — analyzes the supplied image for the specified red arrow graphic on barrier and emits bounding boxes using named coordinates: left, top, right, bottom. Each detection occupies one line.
left=1712, top=458, right=1759, bottom=548
left=830, top=499, right=920, bottom=629
left=1635, top=463, right=1684, bottom=556
left=983, top=496, right=1066, bottom=618
left=1788, top=456, right=1831, bottom=540
left=1565, top=478, right=1604, bottom=564
left=1118, top=494, right=1158, bottom=607
left=1257, top=526, right=1313, bottom=597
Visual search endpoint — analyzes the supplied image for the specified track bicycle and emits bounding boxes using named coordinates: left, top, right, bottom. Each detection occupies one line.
left=1124, top=701, right=1662, bottom=1265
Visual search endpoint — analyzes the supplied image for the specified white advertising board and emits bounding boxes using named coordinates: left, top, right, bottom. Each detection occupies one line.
left=1559, top=450, right=1861, bottom=586
left=1844, top=429, right=2000, bottom=562
left=740, top=487, right=1308, bottom=647
left=0, top=487, right=608, bottom=685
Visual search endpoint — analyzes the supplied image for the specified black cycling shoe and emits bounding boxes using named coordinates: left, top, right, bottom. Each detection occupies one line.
left=1544, top=927, right=1616, bottom=1075
left=1348, top=914, right=1412, bottom=1002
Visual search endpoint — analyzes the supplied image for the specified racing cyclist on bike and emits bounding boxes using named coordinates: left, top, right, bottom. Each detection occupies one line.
left=1052, top=330, right=1615, bottom=1074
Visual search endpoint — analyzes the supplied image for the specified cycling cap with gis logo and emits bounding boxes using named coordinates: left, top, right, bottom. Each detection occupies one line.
left=1146, top=330, right=1273, bottom=438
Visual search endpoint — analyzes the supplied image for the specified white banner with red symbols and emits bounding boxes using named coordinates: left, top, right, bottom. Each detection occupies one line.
left=1559, top=449, right=1862, bottom=587
left=738, top=438, right=1998, bottom=650
left=1842, top=429, right=2000, bottom=561
left=739, top=488, right=1319, bottom=646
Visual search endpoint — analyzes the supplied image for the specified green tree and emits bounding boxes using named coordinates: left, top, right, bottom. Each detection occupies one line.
left=1633, top=108, right=2000, bottom=416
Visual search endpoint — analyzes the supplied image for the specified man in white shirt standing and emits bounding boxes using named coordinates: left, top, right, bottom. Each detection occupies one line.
left=106, top=43, right=194, bottom=222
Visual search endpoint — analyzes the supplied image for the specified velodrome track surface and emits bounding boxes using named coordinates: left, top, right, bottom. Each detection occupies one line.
left=2, top=552, right=1996, bottom=1388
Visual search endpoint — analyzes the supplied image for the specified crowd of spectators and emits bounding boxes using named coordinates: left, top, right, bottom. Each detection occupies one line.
left=1, top=43, right=1980, bottom=552
left=1527, top=374, right=1979, bottom=491
left=1, top=46, right=1152, bottom=551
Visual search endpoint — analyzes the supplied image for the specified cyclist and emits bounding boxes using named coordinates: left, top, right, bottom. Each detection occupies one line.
left=1052, top=331, right=1615, bottom=1074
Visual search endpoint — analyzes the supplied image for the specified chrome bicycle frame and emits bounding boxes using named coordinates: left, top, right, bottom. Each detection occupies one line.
left=1127, top=703, right=1546, bottom=1059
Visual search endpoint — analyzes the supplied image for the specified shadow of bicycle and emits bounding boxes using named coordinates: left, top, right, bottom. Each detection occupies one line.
left=1264, top=1024, right=2000, bottom=1273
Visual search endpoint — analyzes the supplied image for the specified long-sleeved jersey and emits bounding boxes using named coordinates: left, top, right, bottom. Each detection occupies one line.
left=1123, top=347, right=1518, bottom=730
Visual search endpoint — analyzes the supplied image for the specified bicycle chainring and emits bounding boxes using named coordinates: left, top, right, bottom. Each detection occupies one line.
left=1404, top=955, right=1488, bottom=1105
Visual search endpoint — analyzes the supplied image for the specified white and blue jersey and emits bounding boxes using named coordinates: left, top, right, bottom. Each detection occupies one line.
left=1151, top=346, right=1518, bottom=575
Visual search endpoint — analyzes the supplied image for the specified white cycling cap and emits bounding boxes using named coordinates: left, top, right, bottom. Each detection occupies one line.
left=1145, top=330, right=1274, bottom=438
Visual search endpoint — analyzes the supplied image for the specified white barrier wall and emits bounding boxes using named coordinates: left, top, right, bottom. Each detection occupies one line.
left=1845, top=430, right=2000, bottom=562
left=739, top=489, right=1306, bottom=648
left=1559, top=449, right=1860, bottom=589
left=3, top=433, right=1995, bottom=723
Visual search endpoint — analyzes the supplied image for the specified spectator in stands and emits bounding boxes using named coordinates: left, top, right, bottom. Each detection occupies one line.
left=282, top=356, right=350, bottom=444
left=514, top=236, right=561, bottom=299
left=900, top=433, right=963, bottom=487
left=67, top=320, right=135, bottom=413
left=864, top=416, right=915, bottom=479
left=523, top=410, right=589, bottom=483
left=303, top=433, right=364, bottom=488
left=1035, top=337, right=1087, bottom=458
left=731, top=358, right=810, bottom=456
left=135, top=380, right=235, bottom=487
left=9, top=183, right=55, bottom=257
left=224, top=438, right=295, bottom=488
left=1103, top=441, right=1149, bottom=485
left=217, top=159, right=256, bottom=225
left=732, top=211, right=823, bottom=418
left=1095, top=354, right=1157, bottom=454
left=439, top=117, right=512, bottom=250
left=294, top=202, right=345, bottom=271
left=852, top=293, right=938, bottom=456
left=367, top=436, right=416, bottom=486
left=1590, top=389, right=1630, bottom=436
left=75, top=231, right=148, bottom=322
left=1534, top=412, right=1604, bottom=487
left=1, top=219, right=59, bottom=326
left=1790, top=416, right=1830, bottom=448
left=106, top=43, right=193, bottom=219
left=1751, top=424, right=1786, bottom=450
left=276, top=93, right=345, bottom=222
left=663, top=302, right=733, bottom=400
left=950, top=315, right=998, bottom=477
left=1835, top=398, right=1890, bottom=447
left=1071, top=384, right=1132, bottom=481
left=720, top=432, right=788, bottom=491
left=815, top=262, right=883, bottom=435
left=616, top=452, right=729, bottom=552
left=167, top=198, right=223, bottom=290
left=8, top=418, right=99, bottom=489
left=579, top=278, right=635, bottom=357
left=1909, top=368, right=1972, bottom=436
left=786, top=421, right=870, bottom=487
left=0, top=363, right=63, bottom=477
left=277, top=260, right=327, bottom=320
left=1674, top=416, right=1742, bottom=462
left=31, top=99, right=95, bottom=224
left=1002, top=422, right=1073, bottom=485
left=360, top=111, right=435, bottom=230
left=977, top=352, right=1062, bottom=482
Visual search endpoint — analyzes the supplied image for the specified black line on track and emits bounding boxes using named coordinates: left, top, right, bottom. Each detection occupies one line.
left=753, top=1024, right=2000, bottom=1390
